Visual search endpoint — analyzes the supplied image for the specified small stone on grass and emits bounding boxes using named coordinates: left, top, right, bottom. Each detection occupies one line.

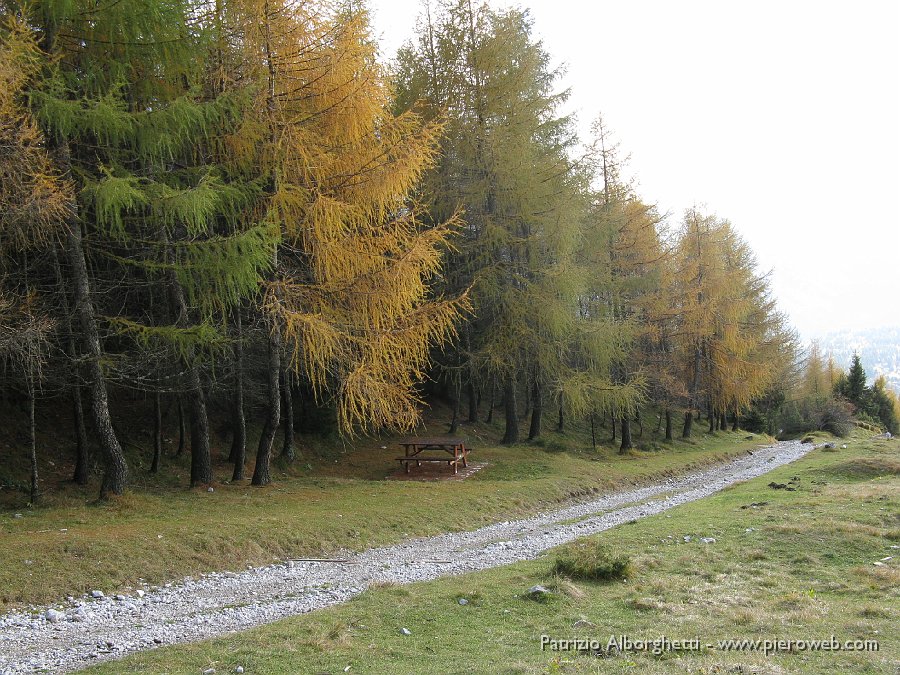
left=525, top=585, right=552, bottom=601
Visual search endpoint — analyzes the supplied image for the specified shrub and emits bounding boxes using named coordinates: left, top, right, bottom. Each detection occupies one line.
left=552, top=539, right=631, bottom=581
left=741, top=408, right=766, bottom=434
left=855, top=410, right=883, bottom=433
left=809, top=397, right=854, bottom=437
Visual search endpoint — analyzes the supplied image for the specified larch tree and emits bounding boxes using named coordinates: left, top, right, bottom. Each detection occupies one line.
left=559, top=120, right=647, bottom=450
left=0, top=13, right=79, bottom=498
left=395, top=0, right=585, bottom=444
left=673, top=209, right=792, bottom=436
left=226, top=0, right=466, bottom=484
left=800, top=340, right=830, bottom=401
left=22, top=0, right=277, bottom=492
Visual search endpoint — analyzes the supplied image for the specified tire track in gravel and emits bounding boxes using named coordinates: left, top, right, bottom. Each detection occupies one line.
left=0, top=439, right=812, bottom=673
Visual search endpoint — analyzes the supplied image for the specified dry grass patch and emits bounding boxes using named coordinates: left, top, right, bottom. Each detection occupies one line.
left=627, top=596, right=669, bottom=612
left=851, top=564, right=900, bottom=590
left=859, top=604, right=893, bottom=619
left=547, top=577, right=587, bottom=601
left=829, top=457, right=900, bottom=479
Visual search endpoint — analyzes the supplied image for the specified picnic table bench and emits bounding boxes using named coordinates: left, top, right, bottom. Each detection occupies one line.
left=396, top=436, right=470, bottom=475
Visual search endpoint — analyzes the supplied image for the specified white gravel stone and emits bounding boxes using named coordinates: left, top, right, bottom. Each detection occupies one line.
left=0, top=440, right=813, bottom=674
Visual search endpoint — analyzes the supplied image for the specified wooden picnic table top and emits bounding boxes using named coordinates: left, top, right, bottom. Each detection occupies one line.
left=396, top=436, right=467, bottom=447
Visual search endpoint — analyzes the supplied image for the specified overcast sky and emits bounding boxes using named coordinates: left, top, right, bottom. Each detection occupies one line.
left=368, top=0, right=900, bottom=341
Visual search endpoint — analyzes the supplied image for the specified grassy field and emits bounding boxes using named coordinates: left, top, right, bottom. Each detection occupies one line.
left=86, top=432, right=899, bottom=674
left=0, top=402, right=770, bottom=611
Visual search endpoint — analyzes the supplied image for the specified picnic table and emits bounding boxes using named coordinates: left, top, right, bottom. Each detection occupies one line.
left=396, top=436, right=470, bottom=475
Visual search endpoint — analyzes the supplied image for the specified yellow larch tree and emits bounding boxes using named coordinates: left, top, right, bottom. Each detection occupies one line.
left=225, top=1, right=466, bottom=482
left=674, top=209, right=790, bottom=435
left=0, top=17, right=70, bottom=503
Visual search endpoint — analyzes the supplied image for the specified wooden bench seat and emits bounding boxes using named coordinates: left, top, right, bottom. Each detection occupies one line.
left=394, top=444, right=473, bottom=475
left=396, top=456, right=460, bottom=462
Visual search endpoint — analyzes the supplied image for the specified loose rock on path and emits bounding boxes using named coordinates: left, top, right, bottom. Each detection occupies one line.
left=0, top=440, right=812, bottom=673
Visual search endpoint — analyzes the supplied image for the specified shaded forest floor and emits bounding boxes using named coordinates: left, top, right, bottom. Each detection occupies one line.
left=1, top=393, right=774, bottom=611
left=86, top=433, right=899, bottom=675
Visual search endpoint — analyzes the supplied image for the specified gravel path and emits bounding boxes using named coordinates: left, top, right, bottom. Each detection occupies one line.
left=0, top=439, right=812, bottom=673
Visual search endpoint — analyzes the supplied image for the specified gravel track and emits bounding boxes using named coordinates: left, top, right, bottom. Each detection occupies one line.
left=0, top=439, right=812, bottom=673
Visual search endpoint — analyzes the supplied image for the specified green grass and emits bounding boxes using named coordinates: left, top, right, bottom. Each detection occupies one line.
left=552, top=540, right=632, bottom=581
left=0, top=401, right=768, bottom=610
left=86, top=434, right=899, bottom=674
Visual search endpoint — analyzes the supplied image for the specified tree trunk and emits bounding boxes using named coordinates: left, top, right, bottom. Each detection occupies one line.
left=682, top=410, right=693, bottom=438
left=522, top=378, right=532, bottom=421
left=65, top=220, right=128, bottom=497
left=528, top=379, right=542, bottom=440
left=170, top=272, right=211, bottom=487
left=590, top=412, right=596, bottom=451
left=176, top=396, right=186, bottom=456
left=72, top=385, right=89, bottom=484
left=635, top=409, right=643, bottom=437
left=486, top=380, right=495, bottom=424
left=619, top=416, right=633, bottom=453
left=448, top=377, right=460, bottom=434
left=610, top=413, right=616, bottom=442
left=187, top=367, right=211, bottom=486
left=708, top=410, right=715, bottom=433
left=665, top=409, right=673, bottom=441
left=501, top=374, right=518, bottom=444
left=252, top=320, right=281, bottom=486
left=281, top=367, right=295, bottom=461
left=230, top=309, right=246, bottom=479
left=27, top=373, right=38, bottom=505
left=689, top=341, right=702, bottom=424
left=53, top=247, right=90, bottom=484
left=732, top=406, right=739, bottom=432
left=467, top=380, right=479, bottom=423
left=230, top=387, right=246, bottom=480
left=557, top=398, right=564, bottom=432
left=151, top=391, right=162, bottom=474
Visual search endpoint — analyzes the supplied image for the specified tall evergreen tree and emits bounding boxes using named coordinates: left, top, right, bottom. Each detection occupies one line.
left=22, top=0, right=277, bottom=492
left=396, top=0, right=588, bottom=444
left=845, top=352, right=867, bottom=408
left=222, top=1, right=466, bottom=487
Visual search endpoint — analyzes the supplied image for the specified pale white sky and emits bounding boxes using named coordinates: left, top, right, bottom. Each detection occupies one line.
left=368, top=0, right=900, bottom=340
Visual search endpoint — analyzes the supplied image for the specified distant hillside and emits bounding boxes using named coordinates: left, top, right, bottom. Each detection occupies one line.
left=815, top=326, right=900, bottom=393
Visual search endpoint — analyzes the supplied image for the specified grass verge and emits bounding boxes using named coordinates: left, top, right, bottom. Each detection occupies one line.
left=0, top=410, right=768, bottom=611
left=86, top=433, right=898, bottom=674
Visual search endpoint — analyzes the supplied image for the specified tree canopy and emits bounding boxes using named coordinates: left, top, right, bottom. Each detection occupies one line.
left=0, top=0, right=811, bottom=500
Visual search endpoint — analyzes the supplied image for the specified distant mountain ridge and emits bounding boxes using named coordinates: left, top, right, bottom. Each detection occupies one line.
left=814, top=326, right=900, bottom=393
